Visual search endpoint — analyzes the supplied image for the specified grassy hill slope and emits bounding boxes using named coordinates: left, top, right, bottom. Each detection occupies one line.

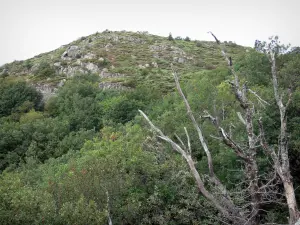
left=0, top=30, right=248, bottom=94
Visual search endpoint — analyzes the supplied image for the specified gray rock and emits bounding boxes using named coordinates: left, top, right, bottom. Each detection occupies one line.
left=53, top=62, right=61, bottom=67
left=173, top=57, right=185, bottom=63
left=152, top=53, right=159, bottom=59
left=99, top=82, right=128, bottom=90
left=151, top=62, right=158, bottom=68
left=178, top=57, right=185, bottom=63
left=0, top=69, right=9, bottom=77
left=100, top=71, right=125, bottom=79
left=57, top=79, right=66, bottom=87
left=85, top=63, right=99, bottom=73
left=62, top=66, right=85, bottom=77
left=34, top=83, right=57, bottom=101
left=149, top=44, right=168, bottom=51
left=105, top=43, right=113, bottom=51
left=83, top=53, right=96, bottom=60
left=61, top=45, right=81, bottom=59
left=170, top=46, right=185, bottom=56
left=75, top=59, right=83, bottom=66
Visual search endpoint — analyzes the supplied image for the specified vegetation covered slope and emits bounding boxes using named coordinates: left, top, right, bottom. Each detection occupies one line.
left=0, top=31, right=300, bottom=224
left=0, top=30, right=246, bottom=93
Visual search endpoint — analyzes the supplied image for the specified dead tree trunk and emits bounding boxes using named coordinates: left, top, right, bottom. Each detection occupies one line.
left=269, top=51, right=299, bottom=224
left=213, top=34, right=299, bottom=224
left=140, top=33, right=299, bottom=225
left=139, top=110, right=247, bottom=224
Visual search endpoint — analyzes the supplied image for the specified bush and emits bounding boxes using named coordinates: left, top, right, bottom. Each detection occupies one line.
left=0, top=81, right=43, bottom=117
left=34, top=61, right=56, bottom=78
left=184, top=36, right=191, bottom=42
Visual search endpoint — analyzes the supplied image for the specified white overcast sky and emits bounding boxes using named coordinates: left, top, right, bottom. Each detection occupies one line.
left=0, top=0, right=299, bottom=66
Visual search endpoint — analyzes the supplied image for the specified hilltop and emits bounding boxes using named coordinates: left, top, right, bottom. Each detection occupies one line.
left=0, top=30, right=247, bottom=98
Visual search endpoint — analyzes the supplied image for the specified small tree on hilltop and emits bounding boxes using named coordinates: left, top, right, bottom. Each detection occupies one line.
left=168, top=33, right=174, bottom=41
left=184, top=36, right=191, bottom=42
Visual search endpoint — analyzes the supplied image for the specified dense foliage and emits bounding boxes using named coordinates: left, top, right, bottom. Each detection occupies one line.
left=0, top=40, right=300, bottom=224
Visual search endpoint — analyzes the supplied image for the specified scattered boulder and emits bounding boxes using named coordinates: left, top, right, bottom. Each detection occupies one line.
left=151, top=62, right=158, bottom=68
left=34, top=83, right=57, bottom=101
left=83, top=53, right=96, bottom=60
left=105, top=43, right=113, bottom=51
left=100, top=71, right=125, bottom=79
left=57, top=79, right=66, bottom=87
left=0, top=69, right=9, bottom=77
left=53, top=62, right=61, bottom=67
left=149, top=44, right=168, bottom=51
left=173, top=57, right=186, bottom=63
left=178, top=57, right=185, bottom=63
left=85, top=63, right=99, bottom=73
left=61, top=46, right=81, bottom=59
left=61, top=66, right=85, bottom=77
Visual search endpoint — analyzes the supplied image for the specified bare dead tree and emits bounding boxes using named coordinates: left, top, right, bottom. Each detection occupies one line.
left=139, top=67, right=261, bottom=223
left=214, top=33, right=299, bottom=224
left=139, top=110, right=246, bottom=224
left=255, top=36, right=299, bottom=224
left=139, top=33, right=298, bottom=224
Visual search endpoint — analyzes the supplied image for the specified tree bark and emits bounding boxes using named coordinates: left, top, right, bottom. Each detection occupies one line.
left=270, top=52, right=299, bottom=224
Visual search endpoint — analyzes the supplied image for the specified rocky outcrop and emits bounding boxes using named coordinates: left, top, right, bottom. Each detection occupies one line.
left=59, top=66, right=85, bottom=77
left=0, top=69, right=9, bottom=77
left=85, top=63, right=99, bottom=74
left=34, top=83, right=57, bottom=101
left=61, top=46, right=82, bottom=60
left=54, top=61, right=101, bottom=77
left=100, top=71, right=125, bottom=79
left=149, top=44, right=192, bottom=63
left=83, top=53, right=96, bottom=60
left=138, top=62, right=158, bottom=69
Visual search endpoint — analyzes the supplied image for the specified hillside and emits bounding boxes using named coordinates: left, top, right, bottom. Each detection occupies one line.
left=1, top=31, right=300, bottom=224
left=0, top=30, right=247, bottom=97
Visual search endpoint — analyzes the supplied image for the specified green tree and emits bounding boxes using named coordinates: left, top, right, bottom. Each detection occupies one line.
left=168, top=32, right=174, bottom=41
left=0, top=81, right=42, bottom=117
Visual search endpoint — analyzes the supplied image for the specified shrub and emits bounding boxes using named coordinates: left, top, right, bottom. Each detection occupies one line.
left=184, top=36, right=191, bottom=42
left=34, top=61, right=56, bottom=78
left=168, top=33, right=174, bottom=41
left=0, top=81, right=43, bottom=117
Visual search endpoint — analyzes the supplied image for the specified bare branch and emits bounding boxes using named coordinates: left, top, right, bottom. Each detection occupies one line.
left=202, top=107, right=248, bottom=162
left=208, top=31, right=221, bottom=44
left=138, top=109, right=239, bottom=220
left=184, top=127, right=191, bottom=154
left=248, top=89, right=270, bottom=106
left=171, top=65, right=215, bottom=176
left=174, top=133, right=186, bottom=150
left=237, top=112, right=246, bottom=125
